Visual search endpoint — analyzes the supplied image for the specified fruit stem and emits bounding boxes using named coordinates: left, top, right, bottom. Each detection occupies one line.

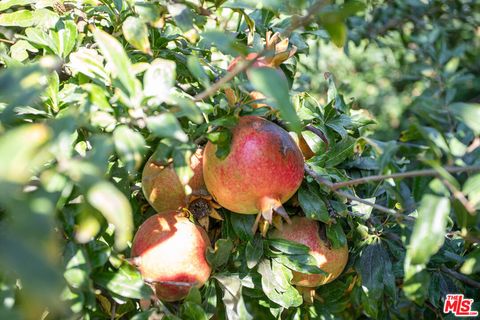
left=296, top=286, right=316, bottom=304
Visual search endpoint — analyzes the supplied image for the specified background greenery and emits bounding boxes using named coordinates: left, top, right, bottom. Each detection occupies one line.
left=0, top=0, right=479, bottom=319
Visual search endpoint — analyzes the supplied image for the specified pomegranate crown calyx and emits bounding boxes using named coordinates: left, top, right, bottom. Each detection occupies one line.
left=263, top=31, right=297, bottom=68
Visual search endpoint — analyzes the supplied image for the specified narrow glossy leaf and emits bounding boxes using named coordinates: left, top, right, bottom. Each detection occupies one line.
left=0, top=9, right=59, bottom=28
left=170, top=94, right=204, bottom=124
left=230, top=214, right=254, bottom=241
left=93, top=265, right=153, bottom=299
left=172, top=147, right=194, bottom=186
left=201, top=31, right=247, bottom=56
left=0, top=124, right=52, bottom=184
left=207, top=239, right=234, bottom=269
left=122, top=16, right=151, bottom=54
left=245, top=237, right=264, bottom=269
left=460, top=248, right=480, bottom=275
left=298, top=186, right=331, bottom=223
left=403, top=263, right=430, bottom=304
left=51, top=20, right=78, bottom=58
left=407, top=194, right=450, bottom=265
left=257, top=259, right=302, bottom=308
left=463, top=173, right=480, bottom=208
left=93, top=29, right=140, bottom=97
left=0, top=62, right=50, bottom=108
left=248, top=67, right=301, bottom=132
left=267, top=239, right=310, bottom=255
left=274, top=254, right=324, bottom=275
left=68, top=48, right=110, bottom=84
left=143, top=58, right=176, bottom=105
left=357, top=243, right=386, bottom=305
left=86, top=181, right=133, bottom=250
left=113, top=125, right=146, bottom=173
left=448, top=103, right=480, bottom=134
left=187, top=55, right=210, bottom=87
left=0, top=0, right=34, bottom=11
left=214, top=274, right=252, bottom=320
left=147, top=113, right=188, bottom=142
left=324, top=22, right=347, bottom=48
left=180, top=301, right=209, bottom=320
left=326, top=223, right=347, bottom=249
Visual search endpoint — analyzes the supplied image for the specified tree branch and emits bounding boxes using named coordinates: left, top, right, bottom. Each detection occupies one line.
left=331, top=166, right=480, bottom=190
left=193, top=0, right=328, bottom=102
left=440, top=265, right=480, bottom=289
left=304, top=164, right=414, bottom=221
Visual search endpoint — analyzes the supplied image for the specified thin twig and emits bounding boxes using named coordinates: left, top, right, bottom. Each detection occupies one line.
left=110, top=301, right=116, bottom=320
left=193, top=0, right=328, bottom=102
left=441, top=178, right=476, bottom=215
left=304, top=164, right=414, bottom=221
left=330, top=166, right=480, bottom=190
left=0, top=38, right=14, bottom=44
left=440, top=265, right=480, bottom=289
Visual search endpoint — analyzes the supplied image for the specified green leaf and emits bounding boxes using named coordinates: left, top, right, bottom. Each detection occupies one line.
left=0, top=0, right=34, bottom=11
left=170, top=94, right=204, bottom=124
left=0, top=227, right=63, bottom=304
left=460, top=248, right=480, bottom=275
left=298, top=185, right=331, bottom=223
left=214, top=274, right=252, bottom=320
left=51, top=20, right=78, bottom=58
left=448, top=103, right=480, bottom=134
left=93, top=29, right=140, bottom=98
left=463, top=173, right=480, bottom=209
left=248, top=67, right=301, bottom=132
left=257, top=259, right=302, bottom=308
left=324, top=22, right=348, bottom=48
left=0, top=124, right=52, bottom=185
left=230, top=214, right=254, bottom=241
left=86, top=181, right=133, bottom=251
left=403, top=264, right=430, bottom=305
left=407, top=194, right=450, bottom=265
left=0, top=9, right=59, bottom=28
left=10, top=39, right=38, bottom=62
left=326, top=223, right=347, bottom=249
left=180, top=301, right=209, bottom=320
left=267, top=239, right=310, bottom=255
left=143, top=58, right=176, bottom=105
left=245, top=236, right=264, bottom=269
left=201, top=31, right=247, bottom=56
left=0, top=61, right=51, bottom=108
left=113, top=125, right=146, bottom=173
left=147, top=113, right=188, bottom=142
left=68, top=48, right=110, bottom=84
left=92, top=264, right=153, bottom=299
left=122, top=16, right=151, bottom=54
left=187, top=55, right=211, bottom=87
left=274, top=254, right=324, bottom=275
left=207, top=238, right=234, bottom=269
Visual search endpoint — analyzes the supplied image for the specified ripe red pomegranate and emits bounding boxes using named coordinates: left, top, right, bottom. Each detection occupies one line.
left=271, top=217, right=349, bottom=289
left=203, top=116, right=304, bottom=227
left=131, top=211, right=211, bottom=301
left=142, top=148, right=207, bottom=212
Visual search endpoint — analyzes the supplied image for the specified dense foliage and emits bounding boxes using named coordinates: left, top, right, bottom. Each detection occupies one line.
left=0, top=0, right=479, bottom=319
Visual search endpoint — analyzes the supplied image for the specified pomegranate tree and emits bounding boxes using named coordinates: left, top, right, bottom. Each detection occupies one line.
left=142, top=148, right=207, bottom=213
left=203, top=116, right=304, bottom=232
left=131, top=211, right=211, bottom=302
left=270, top=216, right=349, bottom=301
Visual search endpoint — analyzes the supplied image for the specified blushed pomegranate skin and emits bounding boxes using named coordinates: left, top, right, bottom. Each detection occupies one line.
left=131, top=211, right=211, bottom=301
left=203, top=116, right=304, bottom=218
left=271, top=217, right=349, bottom=287
left=142, top=148, right=207, bottom=212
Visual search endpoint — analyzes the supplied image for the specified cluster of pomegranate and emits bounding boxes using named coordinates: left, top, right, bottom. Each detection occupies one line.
left=131, top=32, right=348, bottom=304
